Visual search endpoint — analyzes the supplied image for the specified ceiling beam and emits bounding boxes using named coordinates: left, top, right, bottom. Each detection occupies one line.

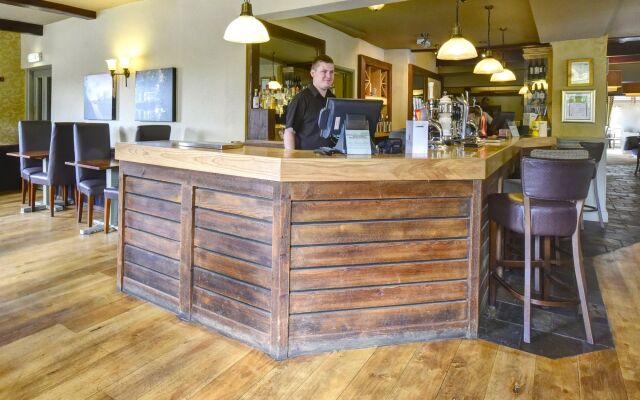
left=0, top=0, right=96, bottom=19
left=0, top=18, right=43, bottom=35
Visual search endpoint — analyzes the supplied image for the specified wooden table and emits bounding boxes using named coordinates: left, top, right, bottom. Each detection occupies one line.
left=6, top=150, right=61, bottom=213
left=114, top=137, right=556, bottom=360
left=66, top=159, right=120, bottom=235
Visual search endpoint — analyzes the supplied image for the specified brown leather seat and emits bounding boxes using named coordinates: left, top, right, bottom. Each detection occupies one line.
left=488, top=156, right=596, bottom=345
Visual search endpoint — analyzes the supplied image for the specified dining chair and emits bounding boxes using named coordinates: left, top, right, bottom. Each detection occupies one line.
left=74, top=123, right=111, bottom=227
left=18, top=120, right=52, bottom=204
left=29, top=123, right=76, bottom=215
left=134, top=125, right=171, bottom=141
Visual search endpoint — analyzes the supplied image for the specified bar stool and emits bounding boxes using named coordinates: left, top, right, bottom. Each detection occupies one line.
left=488, top=156, right=596, bottom=344
left=579, top=141, right=606, bottom=229
left=103, top=187, right=119, bottom=234
left=74, top=123, right=110, bottom=227
left=18, top=121, right=51, bottom=204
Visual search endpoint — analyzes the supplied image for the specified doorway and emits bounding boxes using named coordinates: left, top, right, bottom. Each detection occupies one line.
left=27, top=66, right=52, bottom=120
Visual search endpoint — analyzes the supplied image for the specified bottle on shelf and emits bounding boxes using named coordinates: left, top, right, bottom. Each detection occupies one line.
left=252, top=89, right=260, bottom=109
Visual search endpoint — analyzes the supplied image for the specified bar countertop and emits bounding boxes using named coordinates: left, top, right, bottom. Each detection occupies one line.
left=115, top=136, right=556, bottom=182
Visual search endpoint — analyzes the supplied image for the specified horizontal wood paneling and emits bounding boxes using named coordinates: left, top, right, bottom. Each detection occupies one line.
left=125, top=176, right=181, bottom=202
left=195, top=208, right=272, bottom=244
left=125, top=210, right=180, bottom=241
left=193, top=248, right=271, bottom=289
left=123, top=277, right=179, bottom=314
left=289, top=181, right=473, bottom=200
left=291, top=239, right=468, bottom=268
left=124, top=193, right=181, bottom=221
left=291, top=198, right=470, bottom=222
left=124, top=228, right=180, bottom=260
left=124, top=245, right=179, bottom=279
left=290, top=281, right=467, bottom=314
left=193, top=268, right=271, bottom=312
left=289, top=301, right=467, bottom=338
left=194, top=228, right=272, bottom=268
left=190, top=306, right=271, bottom=352
left=290, top=260, right=468, bottom=290
left=291, top=219, right=468, bottom=246
left=193, top=287, right=270, bottom=334
left=124, top=261, right=179, bottom=298
left=195, top=189, right=273, bottom=222
left=192, top=172, right=275, bottom=199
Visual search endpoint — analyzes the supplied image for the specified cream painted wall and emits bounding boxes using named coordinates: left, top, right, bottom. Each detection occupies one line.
left=551, top=36, right=608, bottom=138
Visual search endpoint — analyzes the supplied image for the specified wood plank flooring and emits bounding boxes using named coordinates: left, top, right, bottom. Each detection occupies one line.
left=0, top=191, right=637, bottom=399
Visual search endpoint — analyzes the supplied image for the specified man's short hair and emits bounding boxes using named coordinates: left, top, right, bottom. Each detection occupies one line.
left=311, top=55, right=334, bottom=70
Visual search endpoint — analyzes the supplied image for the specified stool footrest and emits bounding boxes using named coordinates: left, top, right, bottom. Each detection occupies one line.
left=492, top=272, right=579, bottom=308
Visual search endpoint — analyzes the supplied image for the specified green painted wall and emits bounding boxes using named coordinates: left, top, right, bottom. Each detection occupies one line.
left=551, top=36, right=607, bottom=138
left=0, top=31, right=25, bottom=145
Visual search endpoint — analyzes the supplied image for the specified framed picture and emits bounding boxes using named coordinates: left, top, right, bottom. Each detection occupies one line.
left=83, top=73, right=116, bottom=120
left=567, top=58, right=593, bottom=86
left=561, top=90, right=595, bottom=123
left=135, top=67, right=177, bottom=122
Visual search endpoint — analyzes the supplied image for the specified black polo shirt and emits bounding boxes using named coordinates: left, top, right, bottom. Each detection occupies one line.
left=285, top=84, right=335, bottom=150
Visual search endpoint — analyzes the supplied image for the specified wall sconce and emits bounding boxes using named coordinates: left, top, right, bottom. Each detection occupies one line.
left=105, top=57, right=131, bottom=87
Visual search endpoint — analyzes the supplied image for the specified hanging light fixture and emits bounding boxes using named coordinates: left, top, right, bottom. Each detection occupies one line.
left=474, top=5, right=503, bottom=74
left=368, top=4, right=385, bottom=11
left=518, top=85, right=530, bottom=95
left=491, top=27, right=516, bottom=82
left=267, top=52, right=282, bottom=90
left=223, top=0, right=270, bottom=44
left=437, top=0, right=477, bottom=60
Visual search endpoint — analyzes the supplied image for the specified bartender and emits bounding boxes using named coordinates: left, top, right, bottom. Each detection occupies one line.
left=283, top=55, right=335, bottom=150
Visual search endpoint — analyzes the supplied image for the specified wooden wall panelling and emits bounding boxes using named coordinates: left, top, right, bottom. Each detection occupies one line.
left=271, top=183, right=291, bottom=360
left=467, top=180, right=483, bottom=338
left=124, top=245, right=179, bottom=278
left=116, top=168, right=125, bottom=291
left=179, top=183, right=195, bottom=320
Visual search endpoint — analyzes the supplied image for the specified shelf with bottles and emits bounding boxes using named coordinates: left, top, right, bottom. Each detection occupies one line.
left=358, top=55, right=392, bottom=123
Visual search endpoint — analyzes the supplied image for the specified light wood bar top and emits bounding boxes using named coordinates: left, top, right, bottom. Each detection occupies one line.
left=115, top=137, right=556, bottom=182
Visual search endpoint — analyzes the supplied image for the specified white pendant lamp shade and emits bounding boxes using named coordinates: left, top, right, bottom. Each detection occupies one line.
left=224, top=1, right=269, bottom=44
left=474, top=51, right=503, bottom=74
left=437, top=0, right=477, bottom=60
left=267, top=80, right=282, bottom=90
left=491, top=67, right=516, bottom=81
left=518, top=85, right=530, bottom=95
left=438, top=32, right=478, bottom=60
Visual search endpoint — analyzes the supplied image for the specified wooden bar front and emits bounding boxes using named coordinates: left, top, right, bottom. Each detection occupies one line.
left=114, top=138, right=555, bottom=359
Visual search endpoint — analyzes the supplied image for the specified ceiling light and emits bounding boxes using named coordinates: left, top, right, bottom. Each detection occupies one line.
left=518, top=85, right=530, bottom=95
left=474, top=6, right=502, bottom=74
left=224, top=0, right=270, bottom=44
left=490, top=28, right=515, bottom=82
left=267, top=52, right=282, bottom=90
left=368, top=4, right=385, bottom=11
left=437, top=0, right=477, bottom=60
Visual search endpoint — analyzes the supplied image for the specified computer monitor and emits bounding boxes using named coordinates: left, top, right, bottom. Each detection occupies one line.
left=488, top=111, right=515, bottom=134
left=318, top=98, right=383, bottom=154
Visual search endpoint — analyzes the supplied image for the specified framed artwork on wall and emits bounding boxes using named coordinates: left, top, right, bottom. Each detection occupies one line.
left=135, top=67, right=177, bottom=122
left=83, top=73, right=116, bottom=120
left=561, top=90, right=595, bottom=123
left=567, top=58, right=593, bottom=86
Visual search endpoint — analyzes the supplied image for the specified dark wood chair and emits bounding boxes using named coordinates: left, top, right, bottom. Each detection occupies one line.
left=488, top=156, right=596, bottom=344
left=29, top=123, right=76, bottom=215
left=18, top=121, right=51, bottom=204
left=135, top=125, right=171, bottom=141
left=73, top=123, right=110, bottom=227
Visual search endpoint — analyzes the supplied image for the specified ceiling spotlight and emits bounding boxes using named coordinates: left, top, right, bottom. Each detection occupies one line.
left=417, top=33, right=432, bottom=47
left=368, top=4, right=385, bottom=11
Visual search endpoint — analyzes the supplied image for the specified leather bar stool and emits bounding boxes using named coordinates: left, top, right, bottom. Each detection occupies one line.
left=74, top=123, right=111, bottom=227
left=18, top=121, right=52, bottom=204
left=488, top=156, right=596, bottom=344
left=579, top=141, right=606, bottom=229
left=29, top=123, right=76, bottom=215
left=103, top=187, right=119, bottom=234
left=135, top=125, right=171, bottom=141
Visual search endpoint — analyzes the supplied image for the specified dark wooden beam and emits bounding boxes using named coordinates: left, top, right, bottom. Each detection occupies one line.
left=608, top=41, right=640, bottom=57
left=609, top=54, right=640, bottom=64
left=0, top=18, right=43, bottom=35
left=0, top=0, right=96, bottom=19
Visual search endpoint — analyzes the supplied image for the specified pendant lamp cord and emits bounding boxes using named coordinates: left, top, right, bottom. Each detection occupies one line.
left=486, top=5, right=493, bottom=50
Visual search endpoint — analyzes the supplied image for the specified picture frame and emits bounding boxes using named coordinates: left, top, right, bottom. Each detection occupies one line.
left=567, top=58, right=593, bottom=86
left=134, top=67, right=177, bottom=122
left=561, top=90, right=595, bottom=123
left=83, top=73, right=116, bottom=120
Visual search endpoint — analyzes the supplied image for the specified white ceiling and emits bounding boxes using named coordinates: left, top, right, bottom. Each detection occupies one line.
left=0, top=0, right=140, bottom=25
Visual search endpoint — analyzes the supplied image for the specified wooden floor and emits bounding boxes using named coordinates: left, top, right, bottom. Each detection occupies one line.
left=0, top=190, right=638, bottom=400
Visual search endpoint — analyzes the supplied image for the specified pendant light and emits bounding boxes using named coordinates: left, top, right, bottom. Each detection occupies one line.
left=491, top=27, right=516, bottom=82
left=474, top=5, right=503, bottom=74
left=267, top=52, right=282, bottom=90
left=518, top=85, right=530, bottom=95
left=437, top=0, right=477, bottom=60
left=224, top=0, right=270, bottom=44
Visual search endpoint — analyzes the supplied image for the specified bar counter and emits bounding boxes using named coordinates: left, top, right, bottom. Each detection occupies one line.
left=114, top=137, right=555, bottom=359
